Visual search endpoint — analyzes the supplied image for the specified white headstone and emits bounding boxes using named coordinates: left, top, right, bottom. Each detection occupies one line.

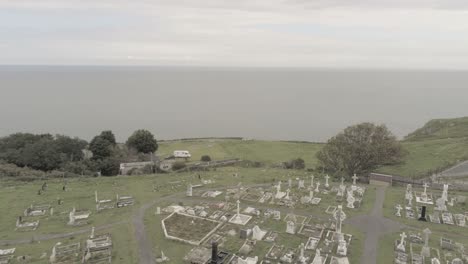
left=186, top=184, right=193, bottom=197
left=397, top=232, right=407, bottom=252
left=395, top=204, right=403, bottom=217
left=298, top=179, right=305, bottom=189
left=352, top=174, right=358, bottom=185
left=286, top=221, right=296, bottom=234
left=324, top=175, right=330, bottom=188
left=315, top=182, right=320, bottom=193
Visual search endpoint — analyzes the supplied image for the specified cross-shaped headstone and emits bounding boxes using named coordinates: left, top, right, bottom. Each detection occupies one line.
left=310, top=175, right=314, bottom=187
left=236, top=200, right=240, bottom=216
left=352, top=174, right=358, bottom=185
left=325, top=175, right=330, bottom=188
left=399, top=232, right=407, bottom=246
left=423, top=182, right=429, bottom=195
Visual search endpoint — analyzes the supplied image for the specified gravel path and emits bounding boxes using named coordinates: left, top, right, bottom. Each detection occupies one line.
left=345, top=187, right=405, bottom=264
left=133, top=200, right=157, bottom=264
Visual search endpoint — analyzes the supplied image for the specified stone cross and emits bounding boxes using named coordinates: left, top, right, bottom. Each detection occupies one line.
left=423, top=182, right=429, bottom=195
left=285, top=189, right=290, bottom=200
left=315, top=182, right=320, bottom=192
left=325, top=175, right=330, bottom=188
left=395, top=204, right=403, bottom=217
left=334, top=205, right=346, bottom=234
left=399, top=232, right=407, bottom=247
left=277, top=181, right=282, bottom=193
left=236, top=200, right=241, bottom=216
left=408, top=194, right=413, bottom=206
left=310, top=175, right=314, bottom=188
left=352, top=174, right=358, bottom=185
left=423, top=228, right=431, bottom=247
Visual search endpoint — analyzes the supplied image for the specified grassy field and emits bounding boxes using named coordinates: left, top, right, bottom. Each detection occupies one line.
left=158, top=139, right=323, bottom=168
left=378, top=137, right=468, bottom=177
left=158, top=137, right=468, bottom=179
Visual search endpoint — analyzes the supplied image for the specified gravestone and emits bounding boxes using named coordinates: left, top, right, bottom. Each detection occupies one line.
left=286, top=221, right=296, bottom=234
left=418, top=206, right=427, bottom=222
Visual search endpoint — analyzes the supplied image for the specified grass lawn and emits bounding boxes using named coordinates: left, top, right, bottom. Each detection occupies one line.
left=158, top=139, right=323, bottom=168
left=378, top=138, right=468, bottom=178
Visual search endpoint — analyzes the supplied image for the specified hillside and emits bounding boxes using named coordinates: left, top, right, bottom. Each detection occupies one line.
left=377, top=137, right=468, bottom=177
left=405, top=116, right=468, bottom=141
left=158, top=134, right=468, bottom=179
left=158, top=139, right=323, bottom=168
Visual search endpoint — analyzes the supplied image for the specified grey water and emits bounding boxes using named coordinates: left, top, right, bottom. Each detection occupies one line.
left=1, top=66, right=468, bottom=142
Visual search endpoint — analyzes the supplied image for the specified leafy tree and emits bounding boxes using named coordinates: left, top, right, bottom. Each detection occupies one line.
left=89, top=135, right=113, bottom=160
left=99, top=130, right=117, bottom=145
left=54, top=135, right=88, bottom=162
left=21, top=138, right=62, bottom=171
left=97, top=158, right=120, bottom=176
left=126, top=130, right=158, bottom=154
left=317, top=123, right=404, bottom=177
left=0, top=133, right=53, bottom=166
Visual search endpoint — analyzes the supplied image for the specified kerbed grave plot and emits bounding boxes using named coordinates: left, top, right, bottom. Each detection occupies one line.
left=162, top=212, right=223, bottom=246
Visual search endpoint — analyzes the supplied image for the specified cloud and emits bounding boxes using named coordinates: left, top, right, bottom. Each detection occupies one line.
left=2, top=0, right=468, bottom=68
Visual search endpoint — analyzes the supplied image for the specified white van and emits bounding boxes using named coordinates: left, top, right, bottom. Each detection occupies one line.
left=173, top=150, right=191, bottom=158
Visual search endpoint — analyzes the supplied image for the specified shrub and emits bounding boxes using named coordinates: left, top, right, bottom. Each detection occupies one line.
left=172, top=161, right=186, bottom=171
left=201, top=155, right=212, bottom=162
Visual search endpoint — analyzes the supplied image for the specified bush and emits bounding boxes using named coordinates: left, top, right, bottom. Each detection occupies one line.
left=201, top=155, right=212, bottom=162
left=172, top=161, right=186, bottom=171
left=283, top=158, right=305, bottom=170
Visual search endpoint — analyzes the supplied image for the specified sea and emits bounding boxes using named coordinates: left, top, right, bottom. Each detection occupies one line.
left=1, top=66, right=468, bottom=142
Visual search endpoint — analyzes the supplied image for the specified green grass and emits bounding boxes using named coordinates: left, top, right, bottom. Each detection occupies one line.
left=405, top=116, right=468, bottom=141
left=378, top=137, right=468, bottom=178
left=158, top=137, right=468, bottom=179
left=158, top=139, right=323, bottom=167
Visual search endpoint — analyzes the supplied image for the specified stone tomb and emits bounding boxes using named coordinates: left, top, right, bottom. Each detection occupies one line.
left=95, top=191, right=115, bottom=212
left=68, top=208, right=91, bottom=226
left=228, top=201, right=252, bottom=226
left=23, top=204, right=51, bottom=217
left=116, top=194, right=134, bottom=208
left=0, top=248, right=15, bottom=264
left=49, top=242, right=81, bottom=263
left=82, top=233, right=113, bottom=263
left=15, top=216, right=39, bottom=231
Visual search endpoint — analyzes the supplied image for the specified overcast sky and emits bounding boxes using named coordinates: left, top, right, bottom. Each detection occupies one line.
left=2, top=0, right=468, bottom=68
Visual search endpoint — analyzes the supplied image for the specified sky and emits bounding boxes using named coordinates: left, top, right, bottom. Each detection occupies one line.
left=2, top=0, right=468, bottom=68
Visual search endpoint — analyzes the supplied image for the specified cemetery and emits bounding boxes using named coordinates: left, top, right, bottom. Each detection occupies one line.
left=0, top=166, right=466, bottom=264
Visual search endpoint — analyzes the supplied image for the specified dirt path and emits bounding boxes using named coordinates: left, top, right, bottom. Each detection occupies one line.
left=133, top=200, right=157, bottom=264
left=345, top=187, right=405, bottom=264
